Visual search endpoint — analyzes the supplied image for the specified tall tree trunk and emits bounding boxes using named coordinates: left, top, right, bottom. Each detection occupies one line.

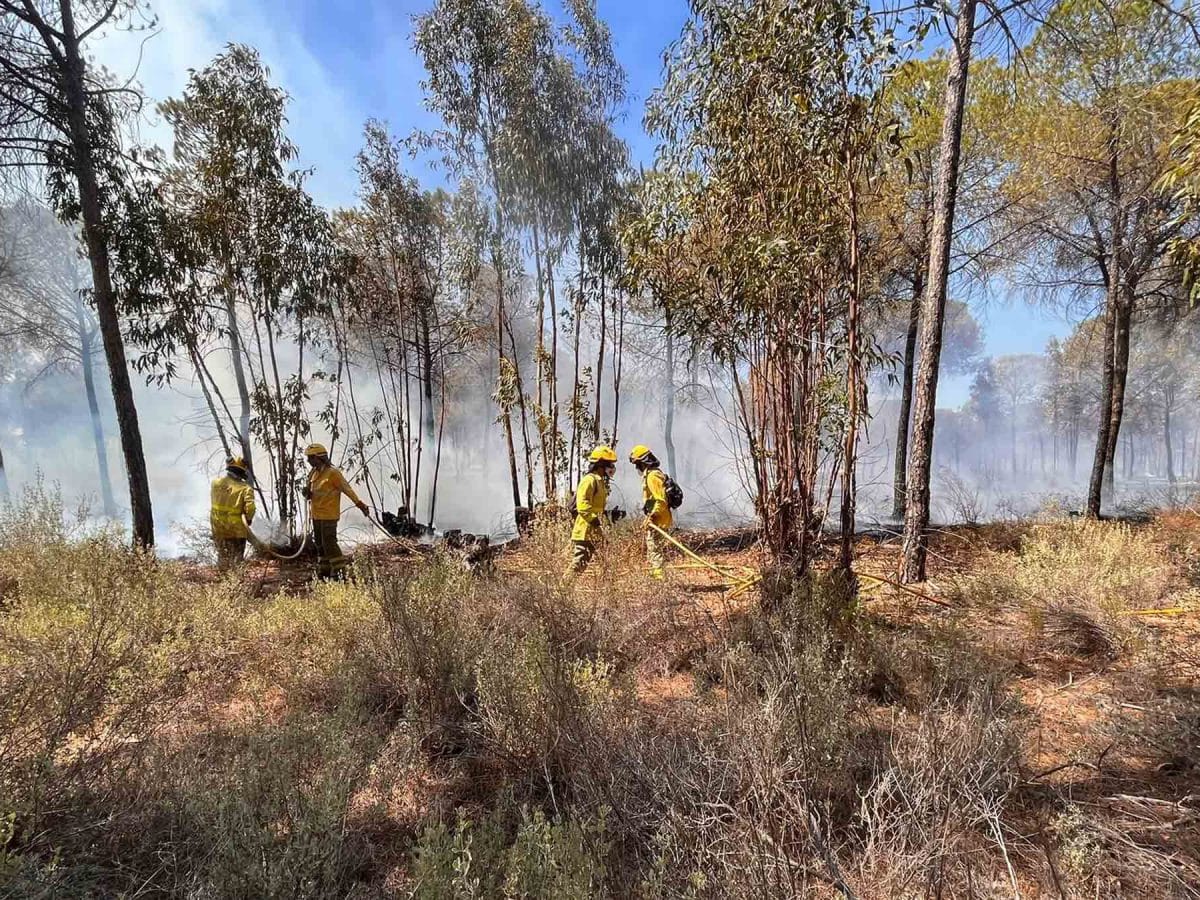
left=663, top=305, right=677, bottom=476
left=222, top=288, right=253, bottom=470
left=1088, top=117, right=1126, bottom=518
left=1164, top=399, right=1175, bottom=485
left=1088, top=276, right=1119, bottom=515
left=0, top=445, right=9, bottom=502
left=899, top=0, right=977, bottom=583
left=419, top=301, right=436, bottom=463
left=892, top=270, right=923, bottom=519
left=548, top=254, right=560, bottom=496
left=611, top=288, right=624, bottom=448
left=593, top=270, right=606, bottom=443
left=1103, top=290, right=1133, bottom=501
left=78, top=323, right=116, bottom=517
left=1010, top=412, right=1017, bottom=476
left=60, top=4, right=153, bottom=546
left=428, top=354, right=448, bottom=526
left=495, top=278, right=521, bottom=509
left=532, top=220, right=552, bottom=496
left=840, top=186, right=863, bottom=575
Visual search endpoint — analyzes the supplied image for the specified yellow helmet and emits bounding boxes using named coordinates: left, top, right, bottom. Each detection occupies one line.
left=629, top=444, right=653, bottom=464
left=226, top=455, right=248, bottom=474
left=588, top=445, right=617, bottom=463
left=304, top=442, right=328, bottom=457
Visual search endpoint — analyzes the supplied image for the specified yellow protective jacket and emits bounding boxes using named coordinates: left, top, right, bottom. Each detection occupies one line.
left=211, top=473, right=256, bottom=540
left=642, top=468, right=673, bottom=530
left=571, top=472, right=609, bottom=542
left=308, top=465, right=363, bottom=521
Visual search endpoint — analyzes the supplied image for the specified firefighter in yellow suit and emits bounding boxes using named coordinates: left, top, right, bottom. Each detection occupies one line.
left=629, top=444, right=672, bottom=579
left=565, top=445, right=617, bottom=576
left=302, top=442, right=370, bottom=579
left=210, top=456, right=256, bottom=571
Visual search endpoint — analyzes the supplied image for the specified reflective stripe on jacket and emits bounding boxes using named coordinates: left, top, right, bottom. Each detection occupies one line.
left=211, top=473, right=255, bottom=540
left=571, top=472, right=609, bottom=542
left=308, top=465, right=362, bottom=521
left=642, top=468, right=672, bottom=529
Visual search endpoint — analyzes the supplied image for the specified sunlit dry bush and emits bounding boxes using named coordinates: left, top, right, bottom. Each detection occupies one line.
left=853, top=682, right=1025, bottom=897
left=949, top=519, right=1178, bottom=659
left=364, top=559, right=485, bottom=750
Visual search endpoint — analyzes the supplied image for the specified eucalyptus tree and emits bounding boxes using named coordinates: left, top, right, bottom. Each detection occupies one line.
left=414, top=0, right=629, bottom=506
left=646, top=0, right=899, bottom=572
left=991, top=0, right=1200, bottom=517
left=336, top=120, right=463, bottom=524
left=0, top=202, right=116, bottom=515
left=130, top=45, right=342, bottom=530
left=0, top=0, right=155, bottom=544
left=623, top=169, right=701, bottom=479
left=415, top=0, right=551, bottom=508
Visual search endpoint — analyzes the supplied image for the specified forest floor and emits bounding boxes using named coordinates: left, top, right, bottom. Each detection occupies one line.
left=4, top=500, right=1200, bottom=897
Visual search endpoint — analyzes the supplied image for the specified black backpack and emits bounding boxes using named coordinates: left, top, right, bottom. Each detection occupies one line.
left=663, top=473, right=684, bottom=510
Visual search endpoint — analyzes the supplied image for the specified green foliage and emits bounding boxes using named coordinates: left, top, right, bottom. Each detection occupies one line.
left=1161, top=98, right=1200, bottom=301
left=372, top=560, right=482, bottom=734
left=158, top=716, right=377, bottom=900
left=411, top=806, right=609, bottom=899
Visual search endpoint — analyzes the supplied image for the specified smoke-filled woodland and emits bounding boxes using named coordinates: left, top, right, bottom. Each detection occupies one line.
left=3, top=0, right=1200, bottom=896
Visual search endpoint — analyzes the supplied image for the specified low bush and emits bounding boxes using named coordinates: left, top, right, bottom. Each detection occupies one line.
left=410, top=805, right=609, bottom=899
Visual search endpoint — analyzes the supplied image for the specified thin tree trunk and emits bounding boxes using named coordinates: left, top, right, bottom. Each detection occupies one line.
left=840, top=183, right=863, bottom=575
left=900, top=0, right=977, bottom=583
left=1164, top=399, right=1175, bottom=485
left=0, top=445, right=8, bottom=502
left=664, top=305, right=677, bottom=476
left=593, top=269, right=606, bottom=443
left=503, top=310, right=534, bottom=507
left=420, top=301, right=436, bottom=503
left=611, top=288, right=624, bottom=448
left=1104, top=290, right=1133, bottom=502
left=60, top=3, right=153, bottom=546
left=495, top=268, right=521, bottom=509
left=428, top=351, right=448, bottom=526
left=78, top=323, right=116, bottom=517
left=892, top=270, right=923, bottom=519
left=222, top=288, right=254, bottom=469
left=532, top=219, right=552, bottom=495
left=548, top=253, right=560, bottom=495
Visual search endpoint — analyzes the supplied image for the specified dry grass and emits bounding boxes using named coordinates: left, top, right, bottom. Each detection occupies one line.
left=2, top=489, right=1199, bottom=897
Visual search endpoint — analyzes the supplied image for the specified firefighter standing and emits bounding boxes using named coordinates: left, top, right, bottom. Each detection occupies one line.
left=629, top=444, right=672, bottom=579
left=303, top=442, right=370, bottom=579
left=566, top=445, right=617, bottom=576
left=210, top=456, right=256, bottom=571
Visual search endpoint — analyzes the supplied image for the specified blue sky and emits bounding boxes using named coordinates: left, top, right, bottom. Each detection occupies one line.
left=95, top=0, right=1070, bottom=407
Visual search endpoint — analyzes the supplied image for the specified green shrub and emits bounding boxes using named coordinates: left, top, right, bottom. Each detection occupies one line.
left=410, top=805, right=608, bottom=899
left=156, top=715, right=378, bottom=900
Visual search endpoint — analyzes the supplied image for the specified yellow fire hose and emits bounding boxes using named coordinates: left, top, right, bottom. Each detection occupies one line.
left=647, top=523, right=954, bottom=608
left=648, top=522, right=761, bottom=597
